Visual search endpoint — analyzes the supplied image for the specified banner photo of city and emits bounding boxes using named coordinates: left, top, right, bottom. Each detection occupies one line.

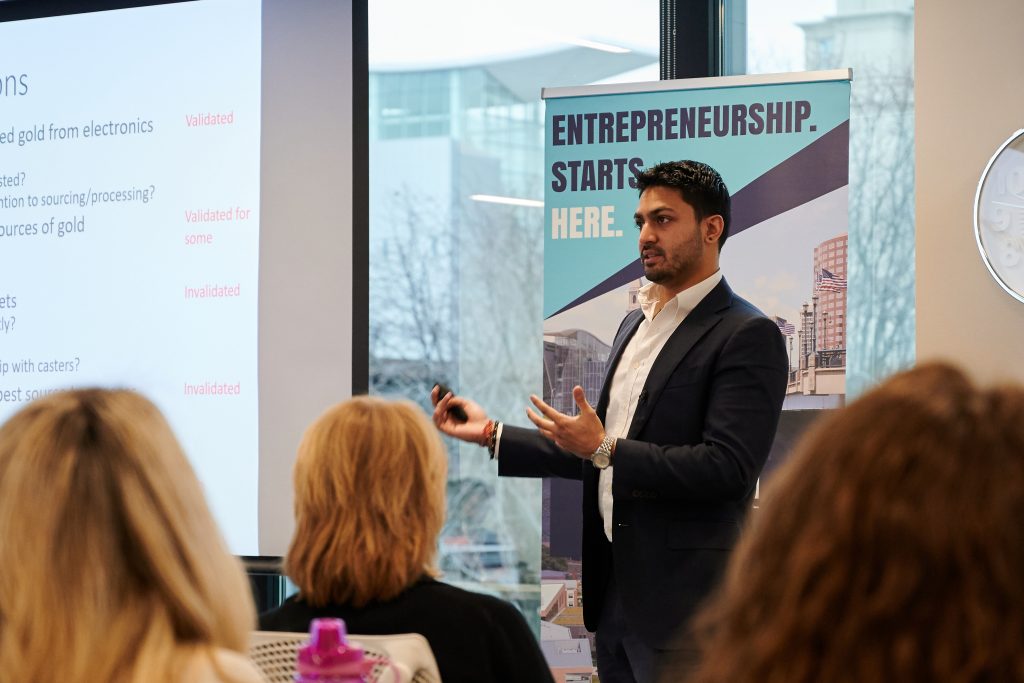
left=539, top=72, right=851, bottom=657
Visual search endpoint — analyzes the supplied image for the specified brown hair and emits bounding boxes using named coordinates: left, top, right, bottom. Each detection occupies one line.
left=686, top=362, right=1024, bottom=683
left=285, top=396, right=447, bottom=607
left=0, top=389, right=255, bottom=683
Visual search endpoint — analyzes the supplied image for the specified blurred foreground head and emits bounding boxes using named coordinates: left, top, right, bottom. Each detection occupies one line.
left=286, top=396, right=447, bottom=607
left=0, top=389, right=255, bottom=683
left=687, top=362, right=1024, bottom=683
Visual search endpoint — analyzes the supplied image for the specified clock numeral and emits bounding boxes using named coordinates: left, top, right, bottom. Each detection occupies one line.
left=998, top=165, right=1024, bottom=198
left=986, top=205, right=1011, bottom=232
left=1000, top=238, right=1023, bottom=268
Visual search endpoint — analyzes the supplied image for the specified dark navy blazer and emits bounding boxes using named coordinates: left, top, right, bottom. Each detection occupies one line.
left=499, top=277, right=788, bottom=649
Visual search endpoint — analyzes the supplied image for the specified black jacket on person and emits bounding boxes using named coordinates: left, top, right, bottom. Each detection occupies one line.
left=259, top=577, right=555, bottom=683
left=499, top=278, right=789, bottom=650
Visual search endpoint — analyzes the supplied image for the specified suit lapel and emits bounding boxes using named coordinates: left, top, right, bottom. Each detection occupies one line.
left=626, top=278, right=734, bottom=439
left=595, top=309, right=644, bottom=422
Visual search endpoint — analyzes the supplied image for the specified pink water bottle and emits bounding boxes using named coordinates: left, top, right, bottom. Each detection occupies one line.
left=294, top=618, right=374, bottom=682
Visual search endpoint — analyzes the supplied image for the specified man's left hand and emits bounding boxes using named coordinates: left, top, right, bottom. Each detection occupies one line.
left=526, top=386, right=605, bottom=459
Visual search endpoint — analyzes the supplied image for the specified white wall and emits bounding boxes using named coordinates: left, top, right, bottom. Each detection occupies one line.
left=916, top=0, right=1024, bottom=383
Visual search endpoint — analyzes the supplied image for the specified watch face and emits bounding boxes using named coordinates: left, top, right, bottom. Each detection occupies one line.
left=976, top=129, right=1024, bottom=303
left=592, top=452, right=610, bottom=469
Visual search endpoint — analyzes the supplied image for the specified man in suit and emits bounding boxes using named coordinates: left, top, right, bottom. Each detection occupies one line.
left=432, top=160, right=788, bottom=683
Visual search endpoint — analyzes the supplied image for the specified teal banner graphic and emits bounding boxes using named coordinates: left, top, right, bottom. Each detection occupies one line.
left=539, top=72, right=852, bottom=670
left=544, top=74, right=851, bottom=319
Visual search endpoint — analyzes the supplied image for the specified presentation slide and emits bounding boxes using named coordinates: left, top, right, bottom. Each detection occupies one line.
left=0, top=0, right=261, bottom=552
left=0, top=0, right=358, bottom=557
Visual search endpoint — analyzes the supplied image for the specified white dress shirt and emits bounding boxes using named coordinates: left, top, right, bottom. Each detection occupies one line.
left=598, top=270, right=722, bottom=541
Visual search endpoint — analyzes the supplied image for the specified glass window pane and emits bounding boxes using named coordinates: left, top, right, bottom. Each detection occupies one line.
left=745, top=0, right=915, bottom=396
left=368, top=0, right=659, bottom=644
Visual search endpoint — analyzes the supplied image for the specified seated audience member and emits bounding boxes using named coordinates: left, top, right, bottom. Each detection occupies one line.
left=260, top=396, right=555, bottom=683
left=679, top=362, right=1024, bottom=683
left=0, top=389, right=263, bottom=683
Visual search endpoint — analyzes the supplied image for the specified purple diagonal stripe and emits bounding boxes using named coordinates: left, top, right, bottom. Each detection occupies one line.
left=730, top=119, right=849, bottom=237
left=548, top=258, right=644, bottom=319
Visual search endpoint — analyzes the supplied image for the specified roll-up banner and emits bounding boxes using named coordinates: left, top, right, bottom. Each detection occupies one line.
left=539, top=70, right=851, bottom=660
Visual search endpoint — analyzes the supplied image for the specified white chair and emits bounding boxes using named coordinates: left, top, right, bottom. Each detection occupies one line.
left=249, top=630, right=442, bottom=683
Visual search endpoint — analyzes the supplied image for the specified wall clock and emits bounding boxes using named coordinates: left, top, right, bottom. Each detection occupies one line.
left=976, top=129, right=1024, bottom=303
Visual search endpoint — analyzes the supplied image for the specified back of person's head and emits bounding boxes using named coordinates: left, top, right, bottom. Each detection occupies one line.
left=634, top=160, right=731, bottom=249
left=685, top=362, right=1024, bottom=683
left=0, top=389, right=255, bottom=683
left=286, top=396, right=447, bottom=608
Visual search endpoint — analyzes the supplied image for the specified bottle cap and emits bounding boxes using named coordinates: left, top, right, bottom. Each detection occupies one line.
left=295, top=618, right=372, bottom=679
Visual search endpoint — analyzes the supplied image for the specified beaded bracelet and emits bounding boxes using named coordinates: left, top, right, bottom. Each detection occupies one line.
left=479, top=419, right=494, bottom=447
left=488, top=421, right=501, bottom=459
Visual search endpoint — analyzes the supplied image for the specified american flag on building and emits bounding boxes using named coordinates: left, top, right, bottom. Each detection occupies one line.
left=774, top=317, right=796, bottom=336
left=816, top=267, right=847, bottom=292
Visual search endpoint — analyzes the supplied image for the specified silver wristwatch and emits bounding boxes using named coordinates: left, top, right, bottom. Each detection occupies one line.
left=591, top=435, right=615, bottom=469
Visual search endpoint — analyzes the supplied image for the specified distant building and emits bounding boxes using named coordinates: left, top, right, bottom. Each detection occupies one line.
left=542, top=578, right=578, bottom=608
left=543, top=329, right=611, bottom=415
left=800, top=0, right=913, bottom=78
left=785, top=234, right=849, bottom=404
left=814, top=234, right=848, bottom=357
left=541, top=620, right=572, bottom=640
left=563, top=579, right=578, bottom=608
left=552, top=606, right=590, bottom=641
left=540, top=582, right=568, bottom=621
left=540, top=639, right=597, bottom=683
left=626, top=279, right=644, bottom=311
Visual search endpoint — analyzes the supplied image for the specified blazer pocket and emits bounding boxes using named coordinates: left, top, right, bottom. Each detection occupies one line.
left=668, top=520, right=740, bottom=550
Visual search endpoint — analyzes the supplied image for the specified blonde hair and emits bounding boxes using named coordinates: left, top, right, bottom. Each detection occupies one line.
left=285, top=396, right=447, bottom=607
left=687, top=362, right=1024, bottom=683
left=0, top=389, right=256, bottom=683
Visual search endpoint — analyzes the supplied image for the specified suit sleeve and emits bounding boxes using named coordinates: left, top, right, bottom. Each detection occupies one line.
left=495, top=308, right=639, bottom=483
left=612, top=315, right=788, bottom=502
left=497, top=425, right=585, bottom=481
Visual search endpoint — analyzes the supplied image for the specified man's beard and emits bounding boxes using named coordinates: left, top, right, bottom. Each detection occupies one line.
left=642, top=235, right=703, bottom=284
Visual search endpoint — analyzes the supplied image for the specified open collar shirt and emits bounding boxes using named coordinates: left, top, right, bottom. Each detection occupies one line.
left=598, top=270, right=723, bottom=542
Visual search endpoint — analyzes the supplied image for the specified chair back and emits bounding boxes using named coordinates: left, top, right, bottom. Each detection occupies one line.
left=249, top=630, right=441, bottom=683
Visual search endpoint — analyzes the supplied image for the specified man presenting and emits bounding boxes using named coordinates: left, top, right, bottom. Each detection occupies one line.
left=432, top=160, right=788, bottom=682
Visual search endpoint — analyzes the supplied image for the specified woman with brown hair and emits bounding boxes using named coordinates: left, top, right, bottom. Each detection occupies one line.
left=259, top=395, right=554, bottom=683
left=683, top=362, right=1024, bottom=683
left=0, top=389, right=262, bottom=683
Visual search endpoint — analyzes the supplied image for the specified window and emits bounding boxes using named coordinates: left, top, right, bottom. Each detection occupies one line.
left=744, top=0, right=915, bottom=395
left=368, top=0, right=658, bottom=626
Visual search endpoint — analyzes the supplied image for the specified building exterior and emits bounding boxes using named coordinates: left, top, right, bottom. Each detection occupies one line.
left=540, top=639, right=597, bottom=683
left=814, top=234, right=849, bottom=359
left=785, top=235, right=849, bottom=403
left=540, top=582, right=568, bottom=621
left=541, top=620, right=573, bottom=640
left=543, top=329, right=611, bottom=415
left=542, top=577, right=578, bottom=608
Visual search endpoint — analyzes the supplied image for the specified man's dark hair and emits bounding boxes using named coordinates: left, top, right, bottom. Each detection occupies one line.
left=635, top=160, right=731, bottom=250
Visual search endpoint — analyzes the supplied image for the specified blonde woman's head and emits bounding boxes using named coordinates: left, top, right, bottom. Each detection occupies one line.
left=0, top=389, right=255, bottom=683
left=286, top=396, right=447, bottom=607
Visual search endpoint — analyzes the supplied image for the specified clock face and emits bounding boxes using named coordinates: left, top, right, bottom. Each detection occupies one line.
left=976, top=129, right=1024, bottom=303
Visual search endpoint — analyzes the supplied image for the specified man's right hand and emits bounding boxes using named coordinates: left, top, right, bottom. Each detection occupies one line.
left=431, top=385, right=491, bottom=444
